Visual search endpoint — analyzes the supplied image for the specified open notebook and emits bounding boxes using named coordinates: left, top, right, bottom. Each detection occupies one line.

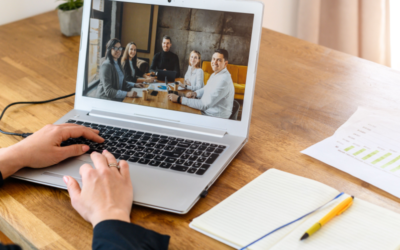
left=189, top=169, right=400, bottom=250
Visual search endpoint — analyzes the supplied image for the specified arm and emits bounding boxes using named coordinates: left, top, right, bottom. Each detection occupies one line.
left=0, top=124, right=103, bottom=179
left=64, top=151, right=170, bottom=250
left=182, top=80, right=227, bottom=110
left=100, top=64, right=119, bottom=99
left=150, top=54, right=159, bottom=73
left=174, top=55, right=180, bottom=78
left=187, top=69, right=204, bottom=91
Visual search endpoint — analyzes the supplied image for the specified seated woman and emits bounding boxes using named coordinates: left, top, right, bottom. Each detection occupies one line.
left=121, top=42, right=154, bottom=83
left=179, top=50, right=204, bottom=91
left=96, top=38, right=144, bottom=102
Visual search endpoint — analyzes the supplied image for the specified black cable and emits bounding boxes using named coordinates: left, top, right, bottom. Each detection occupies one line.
left=0, top=93, right=75, bottom=138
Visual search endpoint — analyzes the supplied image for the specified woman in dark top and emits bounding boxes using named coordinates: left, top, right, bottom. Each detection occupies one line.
left=121, top=42, right=154, bottom=83
left=0, top=124, right=169, bottom=250
left=96, top=38, right=144, bottom=101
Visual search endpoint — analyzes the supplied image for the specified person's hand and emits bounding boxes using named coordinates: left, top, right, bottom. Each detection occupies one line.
left=127, top=90, right=137, bottom=98
left=178, top=81, right=185, bottom=88
left=134, top=83, right=145, bottom=88
left=186, top=92, right=197, bottom=98
left=168, top=94, right=179, bottom=103
left=0, top=124, right=104, bottom=178
left=64, top=150, right=133, bottom=227
left=184, top=79, right=191, bottom=86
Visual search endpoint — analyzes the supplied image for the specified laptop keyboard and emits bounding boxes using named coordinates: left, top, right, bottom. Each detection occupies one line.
left=61, top=120, right=227, bottom=176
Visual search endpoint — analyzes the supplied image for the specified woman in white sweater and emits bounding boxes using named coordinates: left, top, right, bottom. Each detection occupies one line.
left=180, top=50, right=204, bottom=91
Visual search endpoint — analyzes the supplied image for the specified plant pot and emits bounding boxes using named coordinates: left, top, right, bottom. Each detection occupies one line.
left=57, top=6, right=83, bottom=37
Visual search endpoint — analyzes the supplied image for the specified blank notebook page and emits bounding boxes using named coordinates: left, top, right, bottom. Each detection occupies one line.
left=270, top=198, right=400, bottom=250
left=190, top=169, right=340, bottom=250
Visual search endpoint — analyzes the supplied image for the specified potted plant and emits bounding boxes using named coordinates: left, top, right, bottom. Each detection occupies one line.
left=57, top=0, right=84, bottom=37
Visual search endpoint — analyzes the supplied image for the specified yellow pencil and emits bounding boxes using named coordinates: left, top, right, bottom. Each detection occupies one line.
left=300, top=196, right=354, bottom=240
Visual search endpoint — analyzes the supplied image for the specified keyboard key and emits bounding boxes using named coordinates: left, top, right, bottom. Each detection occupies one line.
left=128, top=130, right=136, bottom=133
left=193, top=162, right=202, bottom=168
left=145, top=142, right=156, bottom=148
left=135, top=146, right=145, bottom=151
left=128, top=157, right=139, bottom=163
left=127, top=139, right=138, bottom=144
left=83, top=122, right=92, bottom=126
left=141, top=136, right=151, bottom=141
left=122, top=133, right=134, bottom=138
left=189, top=155, right=198, bottom=161
left=173, top=148, right=186, bottom=154
left=102, top=135, right=111, bottom=140
left=114, top=132, right=124, bottom=137
left=160, top=135, right=168, bottom=139
left=154, top=144, right=165, bottom=149
left=193, top=150, right=202, bottom=156
left=114, top=149, right=126, bottom=155
left=170, top=165, right=188, bottom=172
left=113, top=153, right=121, bottom=159
left=201, top=142, right=210, bottom=146
left=160, top=162, right=172, bottom=169
left=205, top=154, right=219, bottom=164
left=206, top=147, right=215, bottom=152
left=214, top=148, right=224, bottom=154
left=185, top=140, right=193, bottom=143
left=210, top=144, right=218, bottom=147
left=176, top=159, right=186, bottom=165
left=202, top=152, right=212, bottom=157
left=196, top=157, right=207, bottom=163
left=134, top=152, right=145, bottom=157
left=144, top=148, right=154, bottom=153
left=98, top=124, right=106, bottom=128
left=181, top=154, right=190, bottom=160
left=218, top=145, right=226, bottom=149
left=196, top=164, right=211, bottom=175
left=104, top=130, right=114, bottom=135
left=120, top=129, right=129, bottom=132
left=119, top=155, right=129, bottom=160
left=132, top=135, right=142, bottom=140
left=164, top=145, right=175, bottom=151
left=67, top=119, right=76, bottom=123
left=183, top=160, right=193, bottom=167
left=187, top=168, right=197, bottom=174
left=189, top=144, right=198, bottom=149
left=150, top=138, right=160, bottom=143
left=118, top=138, right=129, bottom=143
left=116, top=143, right=127, bottom=148
left=136, top=131, right=144, bottom=135
left=109, top=136, right=120, bottom=141
left=108, top=147, right=117, bottom=153
left=113, top=128, right=121, bottom=131
left=154, top=156, right=166, bottom=161
left=177, top=142, right=190, bottom=148
left=186, top=149, right=195, bottom=154
left=153, top=149, right=162, bottom=155
left=124, top=150, right=136, bottom=156
left=168, top=137, right=176, bottom=140
left=144, top=133, right=152, bottom=136
left=144, top=153, right=155, bottom=159
left=167, top=141, right=178, bottom=146
left=107, top=141, right=118, bottom=147
left=149, top=160, right=161, bottom=167
left=194, top=141, right=202, bottom=144
left=125, top=145, right=135, bottom=150
left=162, top=151, right=183, bottom=158
left=151, top=134, right=160, bottom=138
left=176, top=138, right=184, bottom=141
left=198, top=145, right=208, bottom=150
left=138, top=158, right=150, bottom=165
left=136, top=141, right=146, bottom=147
left=165, top=157, right=176, bottom=163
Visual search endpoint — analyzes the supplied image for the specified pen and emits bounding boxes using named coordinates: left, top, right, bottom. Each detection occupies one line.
left=300, top=196, right=354, bottom=240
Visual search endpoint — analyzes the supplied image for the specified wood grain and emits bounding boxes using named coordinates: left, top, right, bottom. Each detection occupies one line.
left=0, top=10, right=399, bottom=250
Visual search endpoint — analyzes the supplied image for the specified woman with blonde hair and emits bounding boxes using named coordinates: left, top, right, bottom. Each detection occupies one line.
left=121, top=42, right=153, bottom=83
left=179, top=50, right=204, bottom=91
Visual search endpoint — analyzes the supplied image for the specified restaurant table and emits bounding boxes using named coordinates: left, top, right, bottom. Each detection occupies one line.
left=123, top=78, right=202, bottom=115
left=0, top=11, right=400, bottom=250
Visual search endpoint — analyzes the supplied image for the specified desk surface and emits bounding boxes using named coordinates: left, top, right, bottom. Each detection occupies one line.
left=1, top=11, right=400, bottom=250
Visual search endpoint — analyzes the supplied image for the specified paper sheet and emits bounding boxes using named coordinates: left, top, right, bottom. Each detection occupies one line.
left=190, top=169, right=340, bottom=250
left=129, top=88, right=144, bottom=97
left=302, top=107, right=400, bottom=199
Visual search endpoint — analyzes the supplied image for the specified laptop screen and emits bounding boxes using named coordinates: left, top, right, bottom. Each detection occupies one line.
left=84, top=0, right=254, bottom=122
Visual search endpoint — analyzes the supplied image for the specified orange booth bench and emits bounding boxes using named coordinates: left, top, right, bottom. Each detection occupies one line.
left=201, top=61, right=247, bottom=100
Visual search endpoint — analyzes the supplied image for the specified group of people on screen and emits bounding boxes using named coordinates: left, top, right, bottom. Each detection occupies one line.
left=96, top=36, right=235, bottom=119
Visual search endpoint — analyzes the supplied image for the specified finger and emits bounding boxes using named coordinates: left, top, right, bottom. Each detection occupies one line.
left=64, top=175, right=81, bottom=202
left=58, top=144, right=90, bottom=159
left=102, top=150, right=119, bottom=172
left=61, top=126, right=104, bottom=143
left=119, top=160, right=130, bottom=177
left=79, top=163, right=94, bottom=178
left=90, top=151, right=109, bottom=171
left=58, top=124, right=100, bottom=134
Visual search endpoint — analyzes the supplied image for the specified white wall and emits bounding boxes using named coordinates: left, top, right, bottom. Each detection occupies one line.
left=0, top=0, right=60, bottom=26
left=256, top=0, right=298, bottom=37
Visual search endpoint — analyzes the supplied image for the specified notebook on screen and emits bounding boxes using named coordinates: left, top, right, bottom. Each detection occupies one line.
left=12, top=0, right=264, bottom=214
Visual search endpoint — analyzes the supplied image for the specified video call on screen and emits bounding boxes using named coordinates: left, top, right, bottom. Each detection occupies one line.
left=85, top=0, right=254, bottom=121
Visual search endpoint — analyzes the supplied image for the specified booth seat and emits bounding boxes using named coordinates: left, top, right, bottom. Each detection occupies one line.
left=202, top=61, right=247, bottom=100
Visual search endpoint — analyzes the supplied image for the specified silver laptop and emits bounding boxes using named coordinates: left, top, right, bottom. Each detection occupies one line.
left=13, top=0, right=264, bottom=214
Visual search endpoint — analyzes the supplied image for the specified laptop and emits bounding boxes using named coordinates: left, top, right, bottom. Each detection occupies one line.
left=13, top=0, right=264, bottom=214
left=157, top=70, right=177, bottom=82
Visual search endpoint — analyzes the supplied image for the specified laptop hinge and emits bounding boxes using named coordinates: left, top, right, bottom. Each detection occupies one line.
left=88, top=109, right=227, bottom=138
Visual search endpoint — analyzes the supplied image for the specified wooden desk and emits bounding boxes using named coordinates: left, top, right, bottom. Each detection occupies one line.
left=122, top=79, right=202, bottom=115
left=0, top=11, right=400, bottom=249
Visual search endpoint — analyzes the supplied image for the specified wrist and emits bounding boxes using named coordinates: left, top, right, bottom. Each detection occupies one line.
left=0, top=145, right=25, bottom=178
left=90, top=208, right=131, bottom=228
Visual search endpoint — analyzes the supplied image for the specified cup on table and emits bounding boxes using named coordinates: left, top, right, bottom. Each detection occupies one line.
left=142, top=90, right=148, bottom=100
left=173, top=82, right=179, bottom=91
